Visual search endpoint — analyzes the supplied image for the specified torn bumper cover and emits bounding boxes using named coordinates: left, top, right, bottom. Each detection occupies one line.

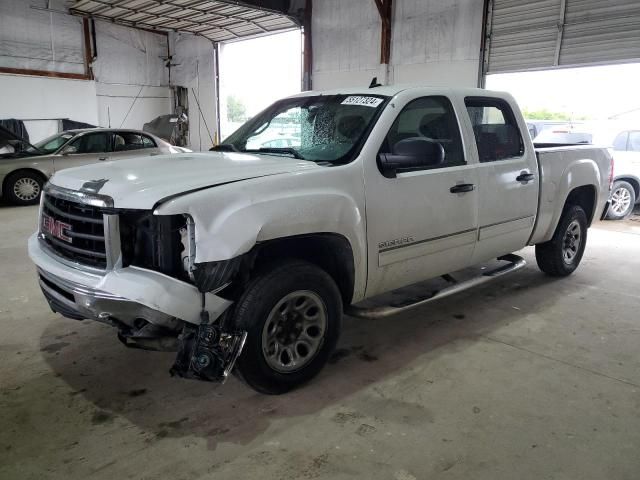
left=28, top=234, right=246, bottom=383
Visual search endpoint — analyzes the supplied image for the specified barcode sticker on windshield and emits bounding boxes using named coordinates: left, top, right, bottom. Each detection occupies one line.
left=341, top=96, right=384, bottom=108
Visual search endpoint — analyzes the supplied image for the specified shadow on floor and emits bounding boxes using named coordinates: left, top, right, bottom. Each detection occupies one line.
left=40, top=265, right=562, bottom=451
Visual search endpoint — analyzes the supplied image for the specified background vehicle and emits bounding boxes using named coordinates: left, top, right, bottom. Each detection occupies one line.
left=533, top=128, right=593, bottom=145
left=28, top=86, right=612, bottom=394
left=607, top=130, right=640, bottom=219
left=0, top=127, right=189, bottom=206
left=260, top=136, right=300, bottom=148
left=526, top=120, right=577, bottom=139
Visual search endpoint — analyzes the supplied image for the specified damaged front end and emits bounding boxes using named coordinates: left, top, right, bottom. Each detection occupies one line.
left=31, top=184, right=248, bottom=385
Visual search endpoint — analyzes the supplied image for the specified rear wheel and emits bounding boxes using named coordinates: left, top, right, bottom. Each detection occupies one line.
left=5, top=171, right=44, bottom=205
left=606, top=181, right=635, bottom=220
left=232, top=260, right=342, bottom=394
left=535, top=205, right=588, bottom=277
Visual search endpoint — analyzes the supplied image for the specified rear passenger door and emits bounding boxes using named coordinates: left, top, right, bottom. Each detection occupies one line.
left=464, top=97, right=539, bottom=264
left=109, top=132, right=160, bottom=161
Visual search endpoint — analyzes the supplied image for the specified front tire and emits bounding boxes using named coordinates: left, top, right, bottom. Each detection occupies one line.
left=535, top=205, right=588, bottom=277
left=5, top=170, right=44, bottom=205
left=232, top=260, right=342, bottom=394
left=606, top=181, right=636, bottom=220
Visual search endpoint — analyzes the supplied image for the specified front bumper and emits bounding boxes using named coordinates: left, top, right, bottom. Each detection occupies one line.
left=29, top=233, right=232, bottom=328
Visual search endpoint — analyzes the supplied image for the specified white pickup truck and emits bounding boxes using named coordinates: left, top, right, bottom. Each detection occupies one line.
left=29, top=86, right=613, bottom=394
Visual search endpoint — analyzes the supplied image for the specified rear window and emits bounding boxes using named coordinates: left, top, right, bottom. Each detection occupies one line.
left=465, top=97, right=524, bottom=162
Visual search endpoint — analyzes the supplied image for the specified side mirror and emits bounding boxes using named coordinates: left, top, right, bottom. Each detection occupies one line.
left=60, top=145, right=78, bottom=155
left=378, top=138, right=445, bottom=178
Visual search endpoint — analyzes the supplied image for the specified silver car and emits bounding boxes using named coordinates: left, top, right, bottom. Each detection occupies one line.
left=0, top=127, right=188, bottom=205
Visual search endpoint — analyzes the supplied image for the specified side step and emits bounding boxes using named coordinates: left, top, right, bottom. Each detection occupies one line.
left=345, top=254, right=526, bottom=320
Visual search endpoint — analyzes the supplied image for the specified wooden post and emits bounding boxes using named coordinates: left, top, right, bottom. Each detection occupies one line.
left=374, top=0, right=392, bottom=65
left=302, top=0, right=313, bottom=91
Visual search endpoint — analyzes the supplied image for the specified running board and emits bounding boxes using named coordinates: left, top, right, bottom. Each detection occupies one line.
left=346, top=254, right=526, bottom=320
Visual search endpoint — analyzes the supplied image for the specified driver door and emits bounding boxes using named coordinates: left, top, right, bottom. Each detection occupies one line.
left=363, top=93, right=480, bottom=297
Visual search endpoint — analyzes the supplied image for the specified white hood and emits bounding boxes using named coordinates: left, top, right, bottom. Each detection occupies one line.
left=49, top=151, right=320, bottom=209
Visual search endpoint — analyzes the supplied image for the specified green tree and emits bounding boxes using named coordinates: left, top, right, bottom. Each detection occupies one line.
left=522, top=108, right=589, bottom=121
left=227, top=95, right=247, bottom=122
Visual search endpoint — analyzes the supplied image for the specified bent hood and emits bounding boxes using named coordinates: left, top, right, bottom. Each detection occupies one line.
left=48, top=151, right=321, bottom=209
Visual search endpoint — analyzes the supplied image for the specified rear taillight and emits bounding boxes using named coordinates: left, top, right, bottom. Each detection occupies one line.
left=609, top=156, right=615, bottom=190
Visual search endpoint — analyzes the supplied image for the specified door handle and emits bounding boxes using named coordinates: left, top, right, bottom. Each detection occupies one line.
left=450, top=183, right=475, bottom=194
left=98, top=157, right=108, bottom=161
left=516, top=172, right=535, bottom=183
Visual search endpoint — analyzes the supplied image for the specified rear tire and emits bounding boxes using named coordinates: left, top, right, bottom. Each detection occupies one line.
left=232, top=260, right=342, bottom=395
left=606, top=181, right=635, bottom=220
left=535, top=205, right=588, bottom=277
left=4, top=170, right=44, bottom=205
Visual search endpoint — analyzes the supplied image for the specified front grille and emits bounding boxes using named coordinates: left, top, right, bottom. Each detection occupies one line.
left=41, top=193, right=107, bottom=269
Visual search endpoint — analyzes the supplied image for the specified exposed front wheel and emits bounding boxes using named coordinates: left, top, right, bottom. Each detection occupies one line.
left=535, top=205, right=588, bottom=277
left=5, top=171, right=44, bottom=205
left=232, top=260, right=342, bottom=394
left=606, top=181, right=636, bottom=220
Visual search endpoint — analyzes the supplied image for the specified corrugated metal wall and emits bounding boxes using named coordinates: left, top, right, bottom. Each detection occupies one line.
left=486, top=0, right=640, bottom=74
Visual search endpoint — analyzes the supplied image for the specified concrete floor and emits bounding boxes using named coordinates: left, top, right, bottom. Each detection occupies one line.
left=1, top=204, right=639, bottom=480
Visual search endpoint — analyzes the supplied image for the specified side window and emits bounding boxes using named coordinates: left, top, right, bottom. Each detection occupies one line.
left=69, top=133, right=110, bottom=154
left=113, top=133, right=147, bottom=151
left=465, top=97, right=524, bottom=162
left=141, top=135, right=156, bottom=148
left=612, top=132, right=629, bottom=151
left=380, top=96, right=465, bottom=170
left=628, top=132, right=640, bottom=152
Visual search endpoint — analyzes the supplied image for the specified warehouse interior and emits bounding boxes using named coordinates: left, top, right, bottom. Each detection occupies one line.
left=1, top=1, right=640, bottom=479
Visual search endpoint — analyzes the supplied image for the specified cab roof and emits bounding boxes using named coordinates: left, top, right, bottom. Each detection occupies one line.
left=287, top=84, right=507, bottom=99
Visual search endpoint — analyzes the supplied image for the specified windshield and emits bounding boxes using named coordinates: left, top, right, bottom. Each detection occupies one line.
left=221, top=94, right=388, bottom=163
left=33, top=132, right=75, bottom=154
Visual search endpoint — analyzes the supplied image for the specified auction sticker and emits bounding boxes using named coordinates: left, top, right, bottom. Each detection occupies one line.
left=341, top=96, right=384, bottom=108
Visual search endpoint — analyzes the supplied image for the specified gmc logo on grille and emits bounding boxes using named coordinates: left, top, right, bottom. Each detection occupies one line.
left=42, top=214, right=72, bottom=243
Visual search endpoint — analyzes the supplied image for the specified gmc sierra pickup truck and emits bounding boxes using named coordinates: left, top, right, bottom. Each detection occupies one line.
left=28, top=86, right=613, bottom=394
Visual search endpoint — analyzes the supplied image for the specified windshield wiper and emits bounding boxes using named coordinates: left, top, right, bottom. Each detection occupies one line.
left=249, top=147, right=305, bottom=160
left=210, top=143, right=239, bottom=152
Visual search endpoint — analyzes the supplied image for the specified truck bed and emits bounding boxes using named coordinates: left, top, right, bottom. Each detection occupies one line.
left=529, top=145, right=611, bottom=245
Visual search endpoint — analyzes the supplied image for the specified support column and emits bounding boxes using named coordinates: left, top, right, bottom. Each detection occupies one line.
left=374, top=0, right=393, bottom=84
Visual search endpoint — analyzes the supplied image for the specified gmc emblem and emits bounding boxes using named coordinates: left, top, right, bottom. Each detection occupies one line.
left=42, top=214, right=72, bottom=243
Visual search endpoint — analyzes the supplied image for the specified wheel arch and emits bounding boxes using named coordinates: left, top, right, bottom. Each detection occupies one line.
left=564, top=184, right=597, bottom=226
left=251, top=233, right=356, bottom=306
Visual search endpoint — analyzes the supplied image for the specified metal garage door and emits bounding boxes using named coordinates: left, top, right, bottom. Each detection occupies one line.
left=484, top=0, right=640, bottom=74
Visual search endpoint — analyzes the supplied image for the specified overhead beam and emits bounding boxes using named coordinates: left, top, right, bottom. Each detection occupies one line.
left=0, top=67, right=91, bottom=80
left=553, top=0, right=568, bottom=66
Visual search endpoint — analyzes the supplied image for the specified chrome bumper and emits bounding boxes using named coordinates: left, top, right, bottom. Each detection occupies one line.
left=29, top=233, right=232, bottom=328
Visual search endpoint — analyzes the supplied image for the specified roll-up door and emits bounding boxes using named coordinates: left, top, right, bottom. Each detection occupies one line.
left=484, top=0, right=640, bottom=74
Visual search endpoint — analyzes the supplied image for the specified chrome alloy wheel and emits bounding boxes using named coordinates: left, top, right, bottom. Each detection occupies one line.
left=261, top=290, right=327, bottom=373
left=13, top=177, right=41, bottom=202
left=562, top=219, right=582, bottom=264
left=610, top=186, right=632, bottom=216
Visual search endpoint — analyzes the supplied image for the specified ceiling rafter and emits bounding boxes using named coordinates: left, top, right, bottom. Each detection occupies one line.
left=69, top=0, right=298, bottom=42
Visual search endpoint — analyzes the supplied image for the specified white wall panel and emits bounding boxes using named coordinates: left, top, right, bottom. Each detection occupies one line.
left=312, top=0, right=381, bottom=88
left=96, top=83, right=171, bottom=130
left=311, top=0, right=484, bottom=90
left=170, top=34, right=218, bottom=151
left=392, top=0, right=482, bottom=65
left=0, top=0, right=85, bottom=74
left=0, top=74, right=98, bottom=142
left=93, top=21, right=169, bottom=87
